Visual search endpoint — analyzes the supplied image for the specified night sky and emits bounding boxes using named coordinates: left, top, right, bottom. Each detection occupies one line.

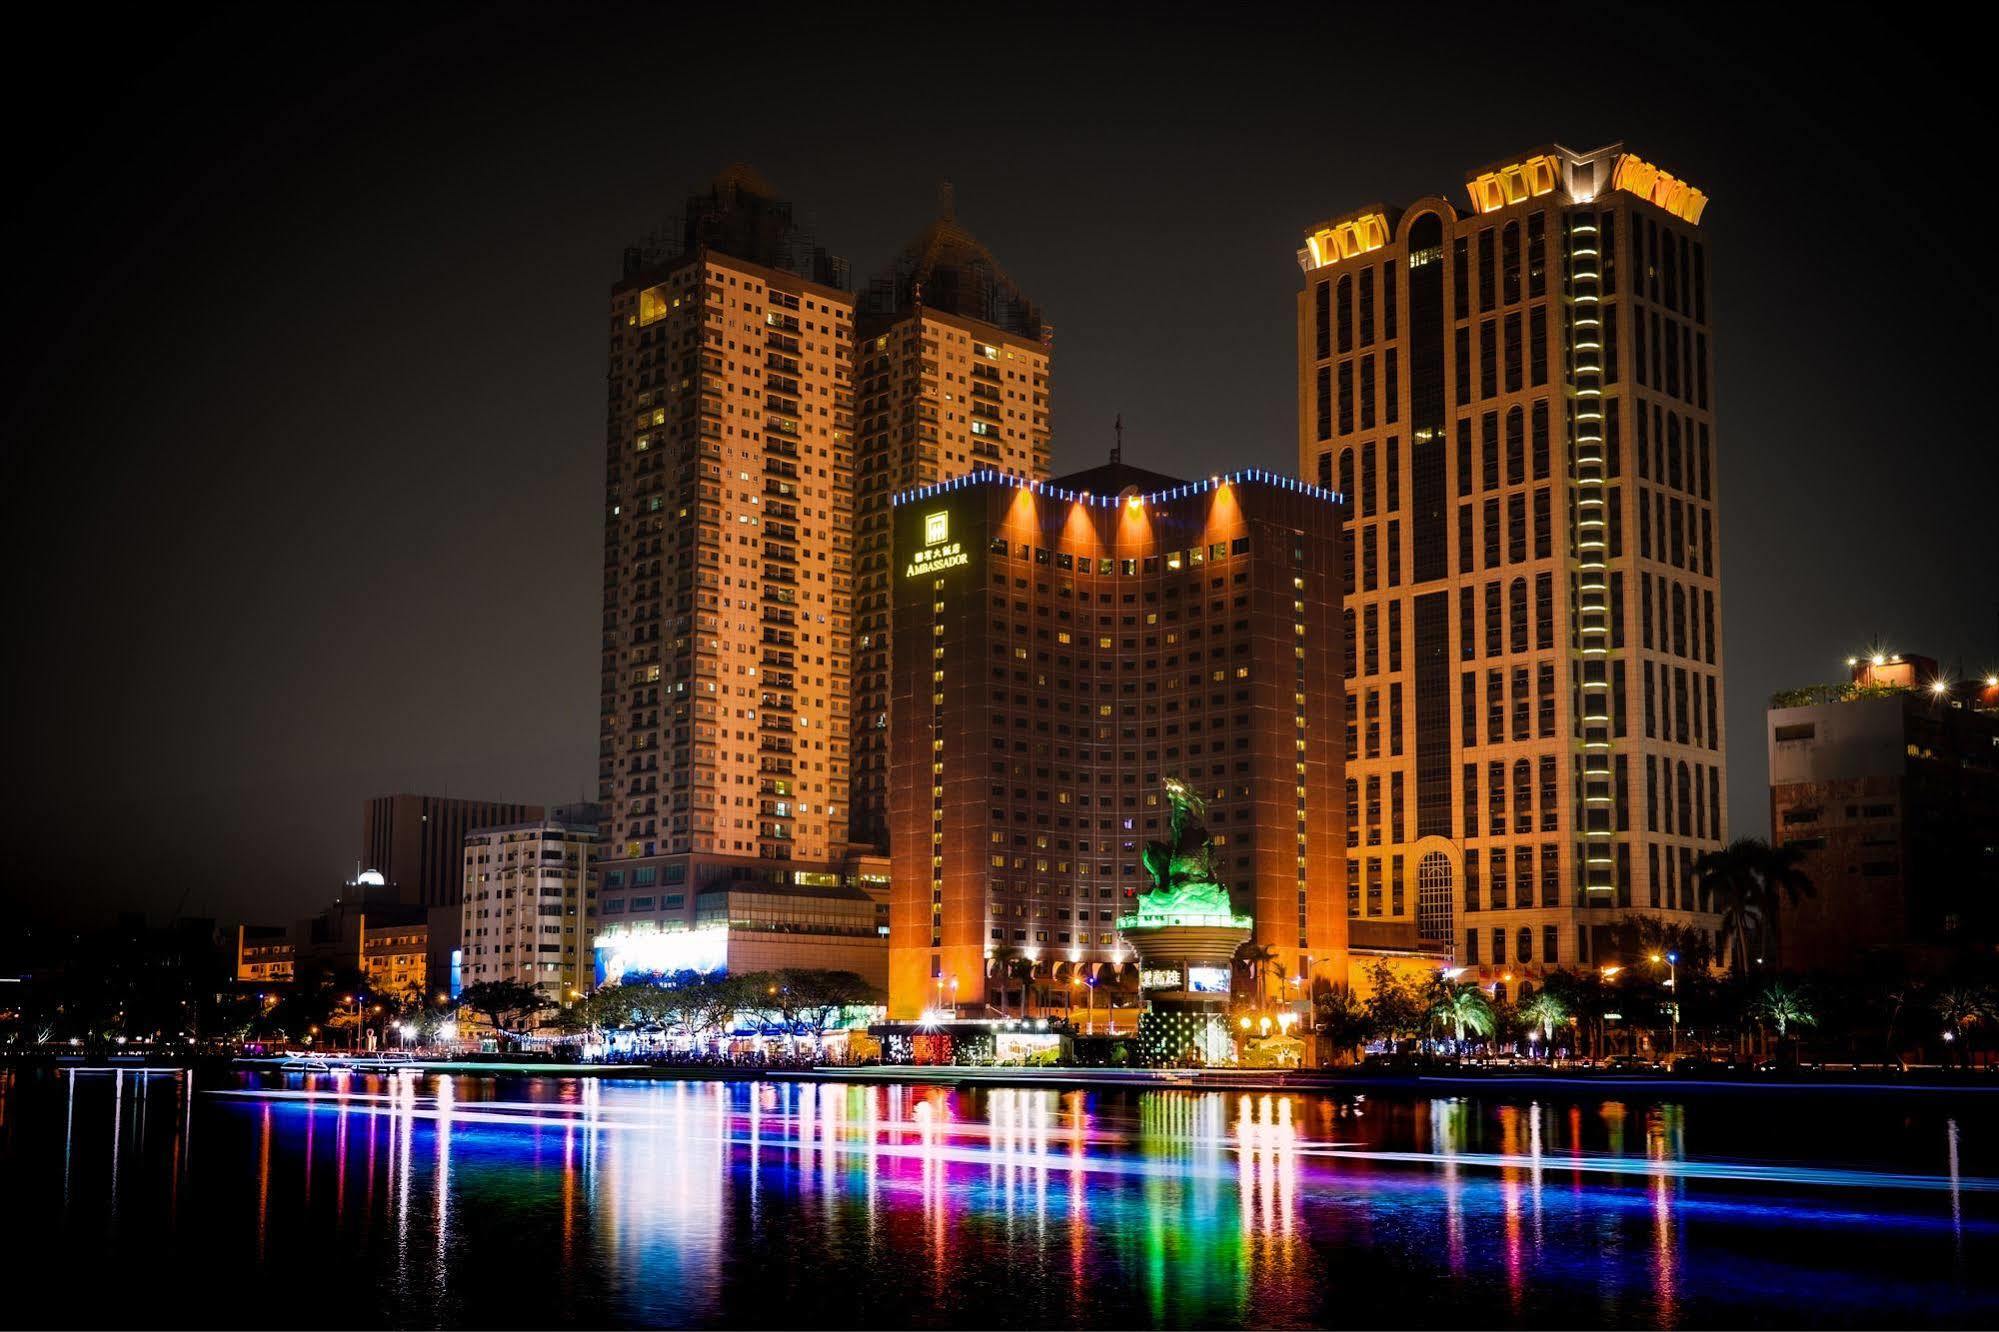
left=5, top=4, right=1993, bottom=928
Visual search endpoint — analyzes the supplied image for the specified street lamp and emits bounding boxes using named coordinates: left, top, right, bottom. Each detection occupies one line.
left=1652, top=951, right=1679, bottom=1057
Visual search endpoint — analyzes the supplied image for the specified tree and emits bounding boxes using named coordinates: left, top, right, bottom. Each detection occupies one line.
left=988, top=947, right=1025, bottom=1018
left=1425, top=976, right=1496, bottom=1047
left=1747, top=978, right=1815, bottom=1044
left=1519, top=990, right=1572, bottom=1053
left=1314, top=984, right=1375, bottom=1063
left=455, top=980, right=550, bottom=1048
left=1690, top=841, right=1764, bottom=975
left=1239, top=943, right=1280, bottom=1010
left=1360, top=961, right=1424, bottom=1047
left=1932, top=984, right=1999, bottom=1063
left=789, top=970, right=880, bottom=1042
left=1741, top=840, right=1816, bottom=970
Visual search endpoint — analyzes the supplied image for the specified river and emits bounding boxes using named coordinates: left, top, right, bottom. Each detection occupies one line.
left=2, top=1066, right=1994, bottom=1327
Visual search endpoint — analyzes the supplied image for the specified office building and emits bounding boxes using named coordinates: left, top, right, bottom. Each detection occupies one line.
left=849, top=190, right=1053, bottom=850
left=1295, top=143, right=1726, bottom=989
left=460, top=814, right=600, bottom=997
left=1769, top=653, right=1999, bottom=972
left=363, top=792, right=542, bottom=981
left=884, top=459, right=1349, bottom=1019
left=599, top=166, right=857, bottom=925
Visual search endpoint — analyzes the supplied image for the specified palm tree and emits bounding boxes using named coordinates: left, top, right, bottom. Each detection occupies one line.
left=1741, top=840, right=1816, bottom=969
left=1748, top=979, right=1815, bottom=1060
left=1427, top=978, right=1496, bottom=1048
left=1519, top=990, right=1572, bottom=1055
left=988, top=947, right=1024, bottom=1018
left=1690, top=841, right=1764, bottom=975
left=1240, top=943, right=1278, bottom=1010
left=1932, top=985, right=1998, bottom=1063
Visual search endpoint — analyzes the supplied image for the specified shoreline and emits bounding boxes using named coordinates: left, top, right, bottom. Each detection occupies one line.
left=16, top=1054, right=1999, bottom=1099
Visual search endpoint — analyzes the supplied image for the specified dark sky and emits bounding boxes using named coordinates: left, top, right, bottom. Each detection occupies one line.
left=5, top=3, right=1994, bottom=928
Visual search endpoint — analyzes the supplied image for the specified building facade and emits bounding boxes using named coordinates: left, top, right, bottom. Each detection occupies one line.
left=885, top=462, right=1349, bottom=1019
left=599, top=167, right=858, bottom=924
left=460, top=815, right=600, bottom=997
left=1295, top=142, right=1726, bottom=988
left=363, top=792, right=542, bottom=981
left=1769, top=654, right=1999, bottom=972
left=849, top=196, right=1053, bottom=851
left=593, top=878, right=887, bottom=991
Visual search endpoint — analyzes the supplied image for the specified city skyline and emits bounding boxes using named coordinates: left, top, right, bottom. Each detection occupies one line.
left=5, top=4, right=1995, bottom=928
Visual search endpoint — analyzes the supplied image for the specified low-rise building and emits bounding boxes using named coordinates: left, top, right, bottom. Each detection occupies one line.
left=1768, top=653, right=1999, bottom=973
left=459, top=814, right=599, bottom=999
left=594, top=876, right=886, bottom=991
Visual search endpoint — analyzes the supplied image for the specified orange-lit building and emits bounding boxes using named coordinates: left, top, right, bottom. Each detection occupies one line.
left=885, top=461, right=1348, bottom=1018
left=1296, top=142, right=1725, bottom=989
left=598, top=168, right=858, bottom=923
left=850, top=192, right=1052, bottom=853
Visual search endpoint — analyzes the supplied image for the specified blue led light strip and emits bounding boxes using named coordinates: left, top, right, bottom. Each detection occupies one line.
left=891, top=467, right=1347, bottom=509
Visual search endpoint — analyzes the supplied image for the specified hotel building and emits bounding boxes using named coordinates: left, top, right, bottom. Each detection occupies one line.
left=884, top=461, right=1348, bottom=1018
left=1295, top=143, right=1726, bottom=986
left=598, top=168, right=857, bottom=923
left=460, top=814, right=600, bottom=997
left=849, top=191, right=1052, bottom=852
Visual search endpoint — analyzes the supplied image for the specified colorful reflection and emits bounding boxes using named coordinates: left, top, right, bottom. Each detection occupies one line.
left=8, top=1070, right=1999, bottom=1329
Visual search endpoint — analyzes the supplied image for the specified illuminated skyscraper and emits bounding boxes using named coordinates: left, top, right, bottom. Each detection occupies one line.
left=849, top=190, right=1052, bottom=853
left=885, top=462, right=1348, bottom=1019
left=598, top=168, right=857, bottom=928
left=1295, top=144, right=1725, bottom=986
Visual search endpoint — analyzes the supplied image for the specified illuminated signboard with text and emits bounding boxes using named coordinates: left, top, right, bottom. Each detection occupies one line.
left=904, top=509, right=968, bottom=578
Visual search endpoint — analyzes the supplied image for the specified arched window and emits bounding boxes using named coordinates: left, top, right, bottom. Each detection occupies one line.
left=1417, top=851, right=1454, bottom=946
left=1517, top=927, right=1533, bottom=963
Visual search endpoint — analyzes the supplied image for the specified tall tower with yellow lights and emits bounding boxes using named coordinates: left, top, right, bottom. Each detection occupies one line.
left=1295, top=143, right=1725, bottom=989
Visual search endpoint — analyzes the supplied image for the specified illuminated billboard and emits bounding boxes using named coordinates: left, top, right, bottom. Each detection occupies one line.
left=593, top=926, right=729, bottom=984
left=1187, top=966, right=1231, bottom=994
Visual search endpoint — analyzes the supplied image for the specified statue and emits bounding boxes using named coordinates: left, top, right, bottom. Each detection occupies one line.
left=1134, top=778, right=1237, bottom=920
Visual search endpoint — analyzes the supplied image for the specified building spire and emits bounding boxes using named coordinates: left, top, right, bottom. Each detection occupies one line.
left=1112, top=413, right=1123, bottom=465
left=938, top=179, right=955, bottom=222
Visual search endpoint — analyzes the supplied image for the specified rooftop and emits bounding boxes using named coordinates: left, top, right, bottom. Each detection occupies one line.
left=893, top=464, right=1343, bottom=510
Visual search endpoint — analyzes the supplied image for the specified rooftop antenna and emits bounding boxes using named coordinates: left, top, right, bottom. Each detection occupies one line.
left=1112, top=414, right=1123, bottom=466
left=938, top=179, right=955, bottom=222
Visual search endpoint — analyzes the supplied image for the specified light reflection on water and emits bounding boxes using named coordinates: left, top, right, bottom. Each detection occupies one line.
left=6, top=1068, right=1999, bottom=1329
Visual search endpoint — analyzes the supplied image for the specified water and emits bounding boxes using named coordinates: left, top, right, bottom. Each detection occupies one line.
left=3, top=1067, right=1996, bottom=1328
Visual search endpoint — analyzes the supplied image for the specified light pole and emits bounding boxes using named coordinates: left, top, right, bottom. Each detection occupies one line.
left=1598, top=966, right=1623, bottom=1059
left=1652, top=951, right=1679, bottom=1058
left=1085, top=973, right=1097, bottom=1036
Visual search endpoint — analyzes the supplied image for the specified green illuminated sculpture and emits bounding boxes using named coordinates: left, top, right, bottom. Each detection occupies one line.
left=1130, top=778, right=1248, bottom=925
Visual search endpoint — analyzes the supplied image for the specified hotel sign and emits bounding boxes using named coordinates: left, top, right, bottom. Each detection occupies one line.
left=904, top=510, right=968, bottom=578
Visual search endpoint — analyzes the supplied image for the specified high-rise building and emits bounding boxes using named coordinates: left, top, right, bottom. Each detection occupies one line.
left=363, top=793, right=543, bottom=983
left=1295, top=143, right=1725, bottom=989
left=1769, top=653, right=1999, bottom=973
left=885, top=461, right=1348, bottom=1019
left=460, top=814, right=600, bottom=997
left=849, top=191, right=1052, bottom=851
left=599, top=168, right=858, bottom=930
